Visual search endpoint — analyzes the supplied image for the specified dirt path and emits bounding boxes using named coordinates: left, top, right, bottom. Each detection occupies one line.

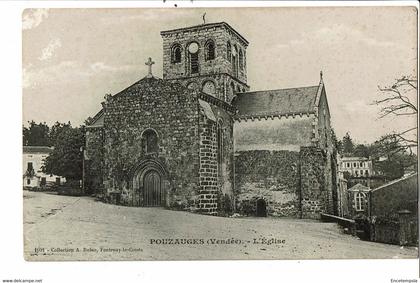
left=23, top=191, right=418, bottom=261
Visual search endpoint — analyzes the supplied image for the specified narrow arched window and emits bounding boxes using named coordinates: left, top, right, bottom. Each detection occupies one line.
left=239, top=49, right=244, bottom=70
left=171, top=44, right=182, bottom=63
left=232, top=45, right=238, bottom=77
left=227, top=41, right=232, bottom=62
left=355, top=192, right=366, bottom=211
left=205, top=40, right=215, bottom=61
left=142, top=129, right=158, bottom=154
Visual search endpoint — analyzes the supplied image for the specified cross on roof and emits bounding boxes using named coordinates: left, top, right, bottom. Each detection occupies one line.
left=145, top=57, right=155, bottom=78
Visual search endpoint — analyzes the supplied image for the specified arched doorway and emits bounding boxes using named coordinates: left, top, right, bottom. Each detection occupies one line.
left=143, top=170, right=163, bottom=207
left=256, top=199, right=267, bottom=217
left=132, top=159, right=168, bottom=207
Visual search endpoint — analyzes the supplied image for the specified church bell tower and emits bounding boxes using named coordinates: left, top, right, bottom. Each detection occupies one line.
left=160, top=22, right=250, bottom=104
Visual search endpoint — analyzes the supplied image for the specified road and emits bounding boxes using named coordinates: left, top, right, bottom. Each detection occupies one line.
left=23, top=191, right=418, bottom=261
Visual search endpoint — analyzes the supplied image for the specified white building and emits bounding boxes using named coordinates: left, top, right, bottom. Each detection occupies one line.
left=339, top=156, right=373, bottom=178
left=22, top=146, right=65, bottom=188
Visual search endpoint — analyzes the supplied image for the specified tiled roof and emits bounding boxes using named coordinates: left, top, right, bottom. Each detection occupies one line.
left=23, top=146, right=53, bottom=154
left=232, top=85, right=319, bottom=117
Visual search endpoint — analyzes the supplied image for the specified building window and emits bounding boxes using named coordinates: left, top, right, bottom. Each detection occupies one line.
left=205, top=40, right=215, bottom=61
left=353, top=162, right=356, bottom=167
left=27, top=162, right=33, bottom=171
left=347, top=163, right=350, bottom=168
left=56, top=177, right=61, bottom=185
left=171, top=44, right=182, bottom=63
left=365, top=170, right=369, bottom=176
left=355, top=192, right=366, bottom=211
left=227, top=41, right=231, bottom=62
left=142, top=129, right=159, bottom=154
left=27, top=178, right=31, bottom=185
left=239, top=49, right=244, bottom=70
left=190, top=53, right=199, bottom=74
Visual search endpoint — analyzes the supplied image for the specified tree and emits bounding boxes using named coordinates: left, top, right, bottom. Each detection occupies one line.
left=49, top=121, right=72, bottom=146
left=370, top=135, right=417, bottom=179
left=353, top=144, right=370, bottom=158
left=43, top=126, right=85, bottom=180
left=342, top=132, right=355, bottom=155
left=374, top=76, right=417, bottom=155
left=22, top=120, right=50, bottom=146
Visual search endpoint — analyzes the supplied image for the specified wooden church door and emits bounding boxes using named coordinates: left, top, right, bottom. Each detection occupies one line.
left=143, top=170, right=163, bottom=206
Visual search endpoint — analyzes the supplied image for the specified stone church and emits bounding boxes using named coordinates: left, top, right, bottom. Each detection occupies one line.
left=85, top=21, right=337, bottom=219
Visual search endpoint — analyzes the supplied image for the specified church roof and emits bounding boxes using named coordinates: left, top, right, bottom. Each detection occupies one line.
left=232, top=85, right=320, bottom=118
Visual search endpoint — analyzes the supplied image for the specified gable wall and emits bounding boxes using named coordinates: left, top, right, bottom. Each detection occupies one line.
left=316, top=88, right=332, bottom=151
left=101, top=83, right=201, bottom=209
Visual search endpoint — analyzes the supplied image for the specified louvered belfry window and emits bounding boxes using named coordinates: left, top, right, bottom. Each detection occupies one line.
left=190, top=52, right=199, bottom=74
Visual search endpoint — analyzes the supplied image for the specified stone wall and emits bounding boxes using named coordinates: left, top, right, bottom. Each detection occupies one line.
left=235, top=150, right=300, bottom=217
left=299, top=146, right=330, bottom=219
left=85, top=127, right=104, bottom=196
left=198, top=112, right=218, bottom=214
left=197, top=98, right=235, bottom=215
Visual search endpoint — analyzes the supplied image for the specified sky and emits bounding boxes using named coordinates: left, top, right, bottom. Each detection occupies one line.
left=22, top=7, right=417, bottom=144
